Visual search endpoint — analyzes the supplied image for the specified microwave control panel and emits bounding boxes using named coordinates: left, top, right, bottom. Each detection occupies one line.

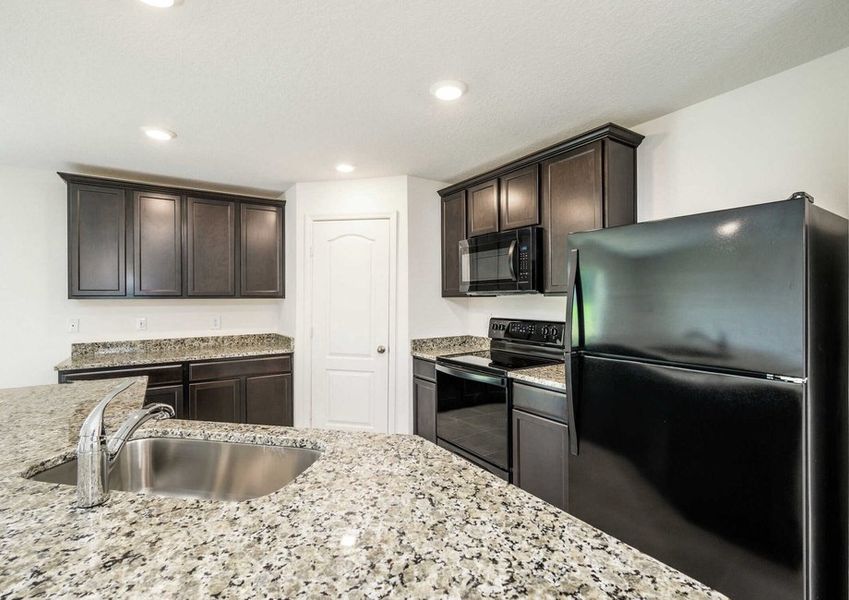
left=489, top=318, right=565, bottom=346
left=516, top=242, right=530, bottom=282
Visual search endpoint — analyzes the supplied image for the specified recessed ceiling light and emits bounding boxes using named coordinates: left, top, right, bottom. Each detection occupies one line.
left=142, top=127, right=177, bottom=141
left=335, top=163, right=355, bottom=173
left=140, top=0, right=175, bottom=7
left=430, top=80, right=467, bottom=101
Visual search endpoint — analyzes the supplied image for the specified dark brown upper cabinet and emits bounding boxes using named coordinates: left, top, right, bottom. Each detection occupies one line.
left=542, top=138, right=638, bottom=293
left=133, top=191, right=182, bottom=296
left=68, top=183, right=127, bottom=297
left=466, top=179, right=499, bottom=236
left=542, top=141, right=603, bottom=293
left=499, top=164, right=539, bottom=230
left=437, top=123, right=642, bottom=296
left=187, top=197, right=236, bottom=297
left=441, top=191, right=467, bottom=297
left=61, top=173, right=286, bottom=299
left=240, top=202, right=284, bottom=297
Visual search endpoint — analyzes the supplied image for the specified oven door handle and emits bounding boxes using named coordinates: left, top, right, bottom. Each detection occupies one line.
left=436, top=364, right=507, bottom=388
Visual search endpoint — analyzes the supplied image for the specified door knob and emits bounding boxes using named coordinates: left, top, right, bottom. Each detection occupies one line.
left=377, top=345, right=386, bottom=354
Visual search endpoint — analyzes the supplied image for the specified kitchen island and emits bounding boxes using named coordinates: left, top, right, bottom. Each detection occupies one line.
left=0, top=380, right=724, bottom=598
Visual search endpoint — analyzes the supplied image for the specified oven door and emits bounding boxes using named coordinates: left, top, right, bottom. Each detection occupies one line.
left=459, top=232, right=519, bottom=294
left=435, top=363, right=510, bottom=474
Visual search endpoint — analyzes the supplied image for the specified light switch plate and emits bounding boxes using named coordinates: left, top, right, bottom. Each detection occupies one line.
left=211, top=315, right=221, bottom=330
left=67, top=318, right=80, bottom=333
left=135, top=317, right=147, bottom=331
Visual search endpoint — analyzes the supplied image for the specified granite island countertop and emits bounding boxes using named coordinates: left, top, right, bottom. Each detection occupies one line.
left=0, top=379, right=724, bottom=599
left=55, top=333, right=293, bottom=371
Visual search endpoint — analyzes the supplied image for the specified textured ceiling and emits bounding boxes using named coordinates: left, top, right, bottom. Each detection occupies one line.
left=1, top=0, right=847, bottom=194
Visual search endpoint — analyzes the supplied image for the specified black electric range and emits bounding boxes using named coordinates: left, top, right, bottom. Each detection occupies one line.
left=434, top=318, right=565, bottom=480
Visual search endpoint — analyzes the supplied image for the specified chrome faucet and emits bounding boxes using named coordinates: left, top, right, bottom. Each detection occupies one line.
left=76, top=379, right=175, bottom=508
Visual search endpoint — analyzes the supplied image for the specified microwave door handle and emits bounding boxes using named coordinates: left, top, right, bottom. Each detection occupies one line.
left=507, top=240, right=517, bottom=280
left=565, top=248, right=580, bottom=456
left=458, top=239, right=470, bottom=293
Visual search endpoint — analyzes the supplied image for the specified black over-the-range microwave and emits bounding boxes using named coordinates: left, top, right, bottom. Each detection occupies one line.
left=459, top=227, right=542, bottom=295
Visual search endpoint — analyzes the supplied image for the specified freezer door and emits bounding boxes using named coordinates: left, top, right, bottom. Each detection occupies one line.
left=568, top=198, right=805, bottom=377
left=568, top=355, right=804, bottom=600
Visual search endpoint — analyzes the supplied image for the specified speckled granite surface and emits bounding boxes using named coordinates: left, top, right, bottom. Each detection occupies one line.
left=0, top=380, right=724, bottom=599
left=410, top=335, right=489, bottom=360
left=55, top=333, right=293, bottom=371
left=511, top=363, right=567, bottom=391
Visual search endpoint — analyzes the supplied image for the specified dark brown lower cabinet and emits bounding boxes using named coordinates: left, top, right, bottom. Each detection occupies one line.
left=189, top=379, right=241, bottom=422
left=58, top=353, right=293, bottom=426
left=245, top=373, right=292, bottom=426
left=413, top=377, right=436, bottom=442
left=512, top=408, right=569, bottom=510
left=412, top=358, right=437, bottom=442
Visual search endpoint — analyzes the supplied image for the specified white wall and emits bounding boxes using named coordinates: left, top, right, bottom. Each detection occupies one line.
left=0, top=165, right=284, bottom=388
left=635, top=47, right=849, bottom=221
left=407, top=176, right=470, bottom=337
left=288, top=176, right=413, bottom=432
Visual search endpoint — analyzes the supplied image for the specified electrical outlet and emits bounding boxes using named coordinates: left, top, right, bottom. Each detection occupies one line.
left=211, top=315, right=221, bottom=330
left=135, top=317, right=147, bottom=331
left=67, top=318, right=80, bottom=333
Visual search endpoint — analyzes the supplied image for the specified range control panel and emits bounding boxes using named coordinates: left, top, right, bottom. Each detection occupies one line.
left=489, top=318, right=565, bottom=346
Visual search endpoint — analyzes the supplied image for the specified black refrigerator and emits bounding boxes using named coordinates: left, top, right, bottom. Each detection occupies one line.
left=564, top=194, right=848, bottom=600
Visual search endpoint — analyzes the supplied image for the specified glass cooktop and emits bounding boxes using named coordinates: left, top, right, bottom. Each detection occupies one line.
left=438, top=349, right=560, bottom=373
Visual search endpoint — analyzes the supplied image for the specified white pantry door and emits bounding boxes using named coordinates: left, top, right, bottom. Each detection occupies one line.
left=309, top=218, right=391, bottom=432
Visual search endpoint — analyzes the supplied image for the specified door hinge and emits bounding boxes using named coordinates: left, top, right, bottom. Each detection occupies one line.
left=767, top=374, right=806, bottom=384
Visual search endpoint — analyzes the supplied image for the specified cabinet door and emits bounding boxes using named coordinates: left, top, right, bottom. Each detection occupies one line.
left=541, top=141, right=603, bottom=293
left=186, top=197, right=236, bottom=296
left=466, top=179, right=499, bottom=236
left=245, top=373, right=293, bottom=426
left=144, top=385, right=184, bottom=418
left=133, top=191, right=182, bottom=296
left=68, top=184, right=127, bottom=297
left=189, top=379, right=241, bottom=422
left=413, top=377, right=436, bottom=442
left=240, top=202, right=284, bottom=297
left=441, top=191, right=466, bottom=297
left=512, top=409, right=568, bottom=510
left=499, top=164, right=539, bottom=230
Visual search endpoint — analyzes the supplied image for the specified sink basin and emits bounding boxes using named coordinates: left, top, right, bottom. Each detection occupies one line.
left=29, top=437, right=321, bottom=501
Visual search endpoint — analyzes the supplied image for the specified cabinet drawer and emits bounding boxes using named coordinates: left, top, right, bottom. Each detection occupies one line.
left=189, top=355, right=291, bottom=381
left=512, top=382, right=567, bottom=423
left=412, top=358, right=436, bottom=382
left=60, top=364, right=183, bottom=386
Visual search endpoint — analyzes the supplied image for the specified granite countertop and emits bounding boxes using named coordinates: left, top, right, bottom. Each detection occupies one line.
left=55, top=333, right=293, bottom=371
left=410, top=335, right=489, bottom=360
left=0, top=379, right=724, bottom=598
left=511, top=363, right=567, bottom=391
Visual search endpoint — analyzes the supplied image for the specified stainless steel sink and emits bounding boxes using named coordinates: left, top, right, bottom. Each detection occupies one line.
left=29, top=437, right=321, bottom=501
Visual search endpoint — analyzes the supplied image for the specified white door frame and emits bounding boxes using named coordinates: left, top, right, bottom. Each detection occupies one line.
left=301, top=212, right=398, bottom=433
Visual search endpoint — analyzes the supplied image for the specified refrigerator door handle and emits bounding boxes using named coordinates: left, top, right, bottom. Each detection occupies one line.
left=565, top=248, right=580, bottom=455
